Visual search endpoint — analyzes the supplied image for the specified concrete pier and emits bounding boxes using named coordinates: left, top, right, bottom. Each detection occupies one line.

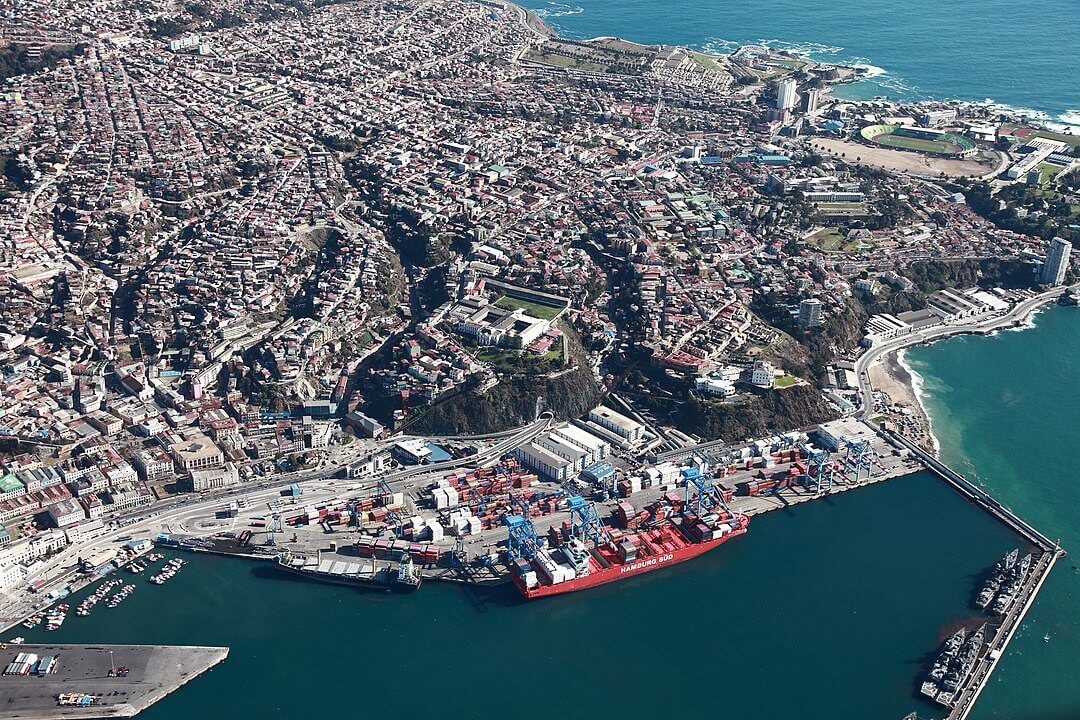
left=0, top=643, right=228, bottom=718
left=884, top=430, right=1064, bottom=720
left=944, top=549, right=1062, bottom=720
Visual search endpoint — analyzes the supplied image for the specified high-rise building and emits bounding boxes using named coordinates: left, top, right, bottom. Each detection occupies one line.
left=1041, top=237, right=1072, bottom=286
left=803, top=88, right=821, bottom=114
left=799, top=298, right=823, bottom=328
left=776, top=79, right=798, bottom=111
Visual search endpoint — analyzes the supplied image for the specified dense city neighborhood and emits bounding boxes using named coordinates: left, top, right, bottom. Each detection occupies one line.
left=0, top=0, right=1075, bottom=614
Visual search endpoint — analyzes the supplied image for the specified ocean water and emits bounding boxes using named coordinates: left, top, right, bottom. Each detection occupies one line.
left=906, top=305, right=1080, bottom=719
left=519, top=0, right=1080, bottom=128
left=15, top=472, right=1024, bottom=720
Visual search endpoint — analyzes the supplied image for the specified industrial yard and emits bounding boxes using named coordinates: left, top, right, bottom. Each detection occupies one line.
left=139, top=411, right=1060, bottom=720
left=155, top=416, right=915, bottom=589
left=0, top=644, right=228, bottom=718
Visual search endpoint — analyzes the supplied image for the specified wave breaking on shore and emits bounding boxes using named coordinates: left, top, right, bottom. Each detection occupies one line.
left=896, top=349, right=940, bottom=455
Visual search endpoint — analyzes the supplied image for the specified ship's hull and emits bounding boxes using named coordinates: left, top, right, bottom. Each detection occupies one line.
left=275, top=563, right=421, bottom=593
left=512, top=525, right=747, bottom=599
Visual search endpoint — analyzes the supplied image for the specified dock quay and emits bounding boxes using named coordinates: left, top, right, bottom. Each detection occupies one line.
left=943, top=549, right=1062, bottom=720
left=0, top=644, right=228, bottom=718
left=882, top=430, right=1064, bottom=720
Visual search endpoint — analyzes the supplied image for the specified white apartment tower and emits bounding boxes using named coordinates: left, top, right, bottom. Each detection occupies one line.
left=776, top=79, right=798, bottom=111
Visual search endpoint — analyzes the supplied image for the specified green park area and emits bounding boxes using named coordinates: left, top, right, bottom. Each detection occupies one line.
left=814, top=203, right=868, bottom=218
left=805, top=227, right=867, bottom=252
left=1037, top=161, right=1065, bottom=184
left=873, top=133, right=957, bottom=154
left=774, top=375, right=799, bottom=388
left=493, top=294, right=565, bottom=320
left=475, top=345, right=563, bottom=375
left=1027, top=129, right=1080, bottom=149
left=690, top=51, right=724, bottom=72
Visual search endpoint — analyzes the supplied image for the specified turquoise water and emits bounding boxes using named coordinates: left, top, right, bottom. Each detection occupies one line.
left=907, top=305, right=1080, bottom=719
left=16, top=472, right=1023, bottom=719
left=519, top=0, right=1080, bottom=127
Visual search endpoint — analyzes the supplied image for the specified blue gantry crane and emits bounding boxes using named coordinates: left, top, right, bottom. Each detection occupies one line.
left=799, top=444, right=835, bottom=493
left=566, top=495, right=609, bottom=546
left=504, top=514, right=540, bottom=560
left=681, top=467, right=730, bottom=515
left=839, top=436, right=876, bottom=483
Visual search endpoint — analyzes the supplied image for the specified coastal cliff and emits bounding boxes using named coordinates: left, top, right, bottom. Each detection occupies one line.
left=676, top=385, right=837, bottom=442
left=405, top=366, right=602, bottom=435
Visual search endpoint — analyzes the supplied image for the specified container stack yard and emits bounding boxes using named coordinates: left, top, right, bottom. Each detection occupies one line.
left=150, top=418, right=918, bottom=596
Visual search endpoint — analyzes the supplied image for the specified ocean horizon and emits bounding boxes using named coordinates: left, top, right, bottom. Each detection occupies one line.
left=520, top=0, right=1080, bottom=130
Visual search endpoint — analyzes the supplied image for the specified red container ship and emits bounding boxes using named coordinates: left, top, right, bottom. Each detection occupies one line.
left=508, top=469, right=749, bottom=599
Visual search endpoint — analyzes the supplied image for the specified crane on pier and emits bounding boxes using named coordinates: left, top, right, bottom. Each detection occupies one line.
left=504, top=514, right=540, bottom=561
left=799, top=444, right=835, bottom=493
left=839, top=436, right=877, bottom=483
left=566, top=495, right=609, bottom=546
left=264, top=514, right=283, bottom=545
left=451, top=535, right=468, bottom=570
left=376, top=479, right=394, bottom=505
left=681, top=466, right=732, bottom=515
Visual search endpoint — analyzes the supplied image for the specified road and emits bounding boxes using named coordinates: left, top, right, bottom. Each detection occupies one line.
left=854, top=286, right=1074, bottom=419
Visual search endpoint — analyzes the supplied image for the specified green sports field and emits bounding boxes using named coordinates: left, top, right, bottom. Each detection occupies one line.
left=859, top=124, right=975, bottom=157
left=493, top=294, right=564, bottom=320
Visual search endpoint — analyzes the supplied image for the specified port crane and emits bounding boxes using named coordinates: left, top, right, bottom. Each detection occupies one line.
left=451, top=535, right=468, bottom=570
left=799, top=444, right=835, bottom=494
left=566, top=495, right=610, bottom=546
left=504, top=514, right=540, bottom=561
left=376, top=479, right=394, bottom=505
left=376, top=479, right=405, bottom=536
left=681, top=467, right=732, bottom=515
left=839, top=436, right=877, bottom=483
left=264, top=514, right=283, bottom=545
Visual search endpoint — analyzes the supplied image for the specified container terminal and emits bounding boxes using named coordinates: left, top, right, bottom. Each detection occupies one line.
left=0, top=644, right=228, bottom=718
left=154, top=418, right=916, bottom=594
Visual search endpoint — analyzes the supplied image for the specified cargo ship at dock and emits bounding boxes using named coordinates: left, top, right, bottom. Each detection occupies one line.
left=275, top=549, right=423, bottom=593
left=507, top=467, right=749, bottom=599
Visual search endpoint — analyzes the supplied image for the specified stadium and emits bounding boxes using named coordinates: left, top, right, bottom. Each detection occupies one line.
left=859, top=124, right=977, bottom=157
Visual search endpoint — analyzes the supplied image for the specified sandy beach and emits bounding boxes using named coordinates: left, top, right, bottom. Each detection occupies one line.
left=867, top=349, right=937, bottom=452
